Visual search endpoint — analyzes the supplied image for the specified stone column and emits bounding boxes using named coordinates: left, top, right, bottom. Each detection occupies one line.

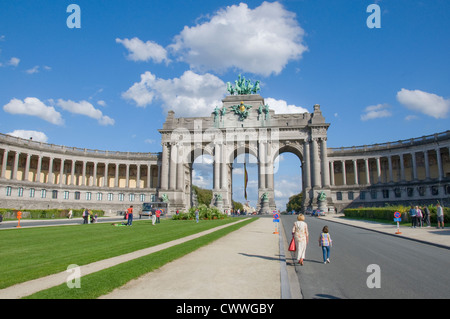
left=376, top=157, right=381, bottom=183
left=399, top=154, right=405, bottom=181
left=60, top=159, right=65, bottom=185
left=321, top=138, right=330, bottom=187
left=150, top=164, right=154, bottom=189
left=81, top=160, right=86, bottom=186
left=70, top=160, right=75, bottom=185
left=303, top=140, right=311, bottom=189
left=424, top=150, right=430, bottom=180
left=169, top=143, right=177, bottom=190
left=311, top=138, right=321, bottom=188
left=411, top=152, right=417, bottom=181
left=24, top=153, right=31, bottom=182
left=36, top=156, right=42, bottom=183
left=1, top=149, right=8, bottom=179
left=342, top=160, right=347, bottom=186
left=329, top=161, right=335, bottom=186
left=161, top=143, right=169, bottom=189
left=136, top=164, right=141, bottom=189
left=221, top=143, right=228, bottom=191
left=177, top=144, right=184, bottom=191
left=214, top=143, right=220, bottom=190
left=114, top=164, right=119, bottom=187
left=12, top=151, right=20, bottom=180
left=125, top=163, right=130, bottom=188
left=104, top=163, right=109, bottom=187
left=388, top=156, right=393, bottom=182
left=364, top=158, right=369, bottom=185
left=436, top=148, right=443, bottom=180
left=352, top=159, right=358, bottom=185
left=47, top=157, right=54, bottom=184
left=259, top=141, right=266, bottom=189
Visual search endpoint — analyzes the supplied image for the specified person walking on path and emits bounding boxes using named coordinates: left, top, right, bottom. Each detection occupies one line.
left=127, top=205, right=133, bottom=226
left=416, top=206, right=423, bottom=228
left=82, top=208, right=88, bottom=224
left=292, top=214, right=309, bottom=266
left=319, top=226, right=332, bottom=264
left=409, top=205, right=417, bottom=228
left=436, top=203, right=445, bottom=229
left=152, top=210, right=157, bottom=226
left=423, top=205, right=431, bottom=227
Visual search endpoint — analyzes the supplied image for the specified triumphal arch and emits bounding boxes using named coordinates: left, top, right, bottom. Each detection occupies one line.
left=158, top=76, right=331, bottom=214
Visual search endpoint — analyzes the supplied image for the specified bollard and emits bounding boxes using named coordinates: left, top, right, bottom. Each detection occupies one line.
left=16, top=211, right=22, bottom=228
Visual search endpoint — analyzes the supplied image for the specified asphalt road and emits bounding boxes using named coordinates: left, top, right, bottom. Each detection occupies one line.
left=282, top=215, right=450, bottom=299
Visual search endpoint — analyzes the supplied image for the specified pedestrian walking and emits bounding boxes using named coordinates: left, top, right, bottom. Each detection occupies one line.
left=436, top=203, right=445, bottom=229
left=68, top=209, right=73, bottom=219
left=409, top=205, right=417, bottom=228
left=423, top=205, right=431, bottom=227
left=416, top=206, right=423, bottom=228
left=152, top=210, right=156, bottom=225
left=319, top=226, right=332, bottom=264
left=82, top=208, right=88, bottom=224
left=292, top=214, right=309, bottom=265
left=127, top=205, right=133, bottom=226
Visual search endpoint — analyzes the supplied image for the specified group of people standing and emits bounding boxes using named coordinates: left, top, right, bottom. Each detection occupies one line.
left=409, top=203, right=445, bottom=229
left=291, top=214, right=332, bottom=265
left=81, top=208, right=97, bottom=224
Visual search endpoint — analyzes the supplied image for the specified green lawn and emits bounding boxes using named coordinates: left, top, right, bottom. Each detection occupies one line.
left=25, top=218, right=256, bottom=299
left=0, top=218, right=248, bottom=289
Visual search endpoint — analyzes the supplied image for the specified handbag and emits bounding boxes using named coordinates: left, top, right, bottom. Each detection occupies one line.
left=288, top=236, right=296, bottom=251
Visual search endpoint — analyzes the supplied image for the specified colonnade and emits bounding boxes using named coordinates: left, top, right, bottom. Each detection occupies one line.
left=329, top=147, right=449, bottom=186
left=0, top=148, right=159, bottom=189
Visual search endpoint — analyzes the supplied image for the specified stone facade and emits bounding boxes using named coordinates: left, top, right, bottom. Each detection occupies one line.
left=1, top=94, right=449, bottom=215
left=0, top=133, right=160, bottom=214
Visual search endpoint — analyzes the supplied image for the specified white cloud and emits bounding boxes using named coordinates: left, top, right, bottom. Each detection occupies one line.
left=265, top=97, right=308, bottom=114
left=6, top=130, right=48, bottom=143
left=122, top=70, right=227, bottom=117
left=169, top=1, right=307, bottom=76
left=8, top=57, right=20, bottom=67
left=122, top=72, right=157, bottom=107
left=396, top=88, right=450, bottom=119
left=56, top=99, right=115, bottom=126
left=116, top=37, right=170, bottom=64
left=25, top=65, right=39, bottom=74
left=97, top=100, right=106, bottom=107
left=3, top=97, right=63, bottom=125
left=360, top=103, right=392, bottom=121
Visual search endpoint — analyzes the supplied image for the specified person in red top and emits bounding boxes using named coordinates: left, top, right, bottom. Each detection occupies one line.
left=156, top=210, right=161, bottom=224
left=127, top=205, right=133, bottom=226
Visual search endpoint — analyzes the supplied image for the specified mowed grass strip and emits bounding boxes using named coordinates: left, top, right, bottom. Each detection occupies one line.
left=0, top=218, right=242, bottom=289
left=24, top=218, right=256, bottom=299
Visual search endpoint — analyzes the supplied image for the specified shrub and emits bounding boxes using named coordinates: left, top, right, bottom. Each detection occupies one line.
left=343, top=205, right=449, bottom=223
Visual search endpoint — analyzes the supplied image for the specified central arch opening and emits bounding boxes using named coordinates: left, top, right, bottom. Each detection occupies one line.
left=232, top=153, right=258, bottom=213
left=274, top=152, right=302, bottom=213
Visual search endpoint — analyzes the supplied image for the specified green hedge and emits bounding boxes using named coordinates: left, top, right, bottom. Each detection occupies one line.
left=0, top=208, right=104, bottom=219
left=172, top=204, right=228, bottom=220
left=343, top=205, right=449, bottom=224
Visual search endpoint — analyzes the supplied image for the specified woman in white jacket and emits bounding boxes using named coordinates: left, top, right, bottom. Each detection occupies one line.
left=292, top=214, right=309, bottom=265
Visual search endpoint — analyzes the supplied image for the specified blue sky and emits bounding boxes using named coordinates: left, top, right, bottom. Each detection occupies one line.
left=1, top=0, right=449, bottom=210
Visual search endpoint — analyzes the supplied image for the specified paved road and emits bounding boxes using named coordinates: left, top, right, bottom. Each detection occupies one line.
left=282, top=215, right=450, bottom=299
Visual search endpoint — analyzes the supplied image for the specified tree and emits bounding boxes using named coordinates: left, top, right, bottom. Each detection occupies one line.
left=192, top=185, right=213, bottom=206
left=286, top=193, right=303, bottom=212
